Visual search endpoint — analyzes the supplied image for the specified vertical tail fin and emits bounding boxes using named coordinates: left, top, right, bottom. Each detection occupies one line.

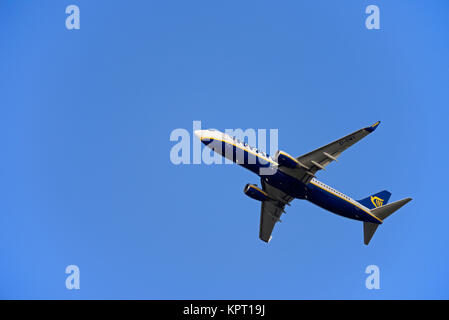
left=358, top=190, right=392, bottom=210
left=363, top=197, right=413, bottom=245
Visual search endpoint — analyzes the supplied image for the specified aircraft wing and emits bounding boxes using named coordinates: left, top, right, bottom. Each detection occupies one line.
left=280, top=121, right=381, bottom=184
left=259, top=179, right=294, bottom=242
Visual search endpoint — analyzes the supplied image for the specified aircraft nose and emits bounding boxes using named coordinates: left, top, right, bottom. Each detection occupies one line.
left=194, top=130, right=205, bottom=139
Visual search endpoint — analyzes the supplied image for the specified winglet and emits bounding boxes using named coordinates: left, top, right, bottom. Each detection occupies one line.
left=365, top=121, right=381, bottom=133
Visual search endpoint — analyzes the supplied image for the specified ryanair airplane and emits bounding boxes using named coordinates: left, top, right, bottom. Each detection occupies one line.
left=195, top=122, right=412, bottom=245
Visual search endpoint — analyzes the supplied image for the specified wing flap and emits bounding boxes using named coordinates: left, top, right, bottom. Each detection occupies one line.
left=279, top=121, right=380, bottom=183
left=259, top=180, right=294, bottom=242
left=259, top=201, right=284, bottom=242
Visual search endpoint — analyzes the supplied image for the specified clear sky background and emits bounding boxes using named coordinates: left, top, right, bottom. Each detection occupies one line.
left=1, top=0, right=448, bottom=299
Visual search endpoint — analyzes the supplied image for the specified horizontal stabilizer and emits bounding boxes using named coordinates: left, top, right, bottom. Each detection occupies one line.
left=363, top=197, right=412, bottom=245
left=364, top=222, right=379, bottom=245
left=371, top=198, right=413, bottom=221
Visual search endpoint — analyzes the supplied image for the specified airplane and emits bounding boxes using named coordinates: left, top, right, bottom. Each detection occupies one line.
left=194, top=121, right=412, bottom=245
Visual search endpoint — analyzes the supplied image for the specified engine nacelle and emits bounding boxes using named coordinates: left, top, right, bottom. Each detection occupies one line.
left=275, top=150, right=299, bottom=169
left=244, top=184, right=269, bottom=202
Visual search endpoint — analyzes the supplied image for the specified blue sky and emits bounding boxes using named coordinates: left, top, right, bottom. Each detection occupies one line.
left=1, top=0, right=448, bottom=299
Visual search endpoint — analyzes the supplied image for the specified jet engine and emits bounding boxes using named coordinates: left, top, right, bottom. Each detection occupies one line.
left=275, top=150, right=299, bottom=169
left=244, top=184, right=269, bottom=202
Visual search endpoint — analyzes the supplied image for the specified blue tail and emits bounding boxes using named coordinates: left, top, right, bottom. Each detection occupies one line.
left=358, top=190, right=392, bottom=209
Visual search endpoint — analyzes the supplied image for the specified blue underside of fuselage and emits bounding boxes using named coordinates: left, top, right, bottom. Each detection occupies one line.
left=205, top=139, right=381, bottom=224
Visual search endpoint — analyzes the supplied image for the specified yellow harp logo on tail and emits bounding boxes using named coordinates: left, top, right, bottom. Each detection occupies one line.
left=370, top=196, right=384, bottom=208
